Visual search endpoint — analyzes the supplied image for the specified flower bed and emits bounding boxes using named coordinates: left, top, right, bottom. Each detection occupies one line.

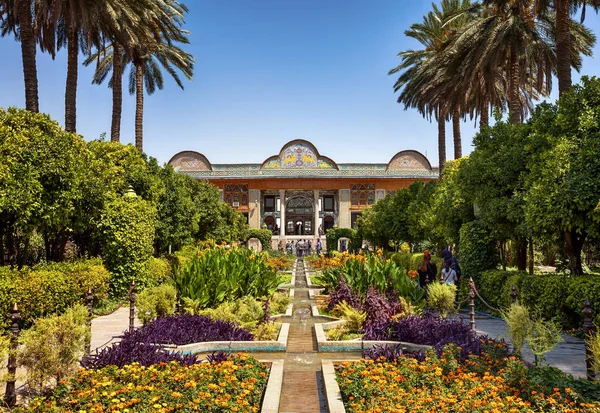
left=335, top=346, right=600, bottom=413
left=21, top=355, right=269, bottom=413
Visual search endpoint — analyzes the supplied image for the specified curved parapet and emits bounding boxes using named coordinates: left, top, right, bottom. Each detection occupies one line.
left=386, top=150, right=432, bottom=171
left=168, top=151, right=213, bottom=171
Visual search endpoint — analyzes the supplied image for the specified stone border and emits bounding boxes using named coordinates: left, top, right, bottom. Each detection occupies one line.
left=308, top=288, right=324, bottom=298
left=260, top=359, right=284, bottom=413
left=289, top=288, right=295, bottom=299
left=166, top=323, right=290, bottom=354
left=321, top=360, right=346, bottom=413
left=315, top=321, right=432, bottom=353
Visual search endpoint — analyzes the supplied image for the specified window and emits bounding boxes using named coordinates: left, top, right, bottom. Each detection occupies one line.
left=224, top=184, right=249, bottom=208
left=350, top=184, right=375, bottom=207
left=264, top=195, right=275, bottom=212
left=323, top=195, right=334, bottom=212
left=351, top=212, right=362, bottom=228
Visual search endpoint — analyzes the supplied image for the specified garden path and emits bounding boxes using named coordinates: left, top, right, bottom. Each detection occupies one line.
left=88, top=259, right=591, bottom=412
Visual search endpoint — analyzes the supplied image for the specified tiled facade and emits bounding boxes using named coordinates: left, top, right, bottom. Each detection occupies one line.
left=169, top=139, right=438, bottom=241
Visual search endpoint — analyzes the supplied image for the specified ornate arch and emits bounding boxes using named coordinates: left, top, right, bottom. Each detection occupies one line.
left=386, top=150, right=432, bottom=171
left=260, top=139, right=339, bottom=170
left=168, top=151, right=212, bottom=171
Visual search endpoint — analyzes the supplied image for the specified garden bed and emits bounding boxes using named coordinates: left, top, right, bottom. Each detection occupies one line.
left=324, top=348, right=600, bottom=413
left=19, top=355, right=283, bottom=413
left=315, top=320, right=431, bottom=353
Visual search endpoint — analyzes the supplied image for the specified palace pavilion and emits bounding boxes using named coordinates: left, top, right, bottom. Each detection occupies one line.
left=169, top=139, right=438, bottom=246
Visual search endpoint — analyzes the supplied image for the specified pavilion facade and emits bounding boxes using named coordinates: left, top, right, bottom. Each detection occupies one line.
left=169, top=139, right=438, bottom=245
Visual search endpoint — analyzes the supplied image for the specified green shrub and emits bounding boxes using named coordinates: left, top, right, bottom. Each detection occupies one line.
left=459, top=220, right=499, bottom=283
left=427, top=282, right=457, bottom=317
left=99, top=195, right=156, bottom=298
left=148, top=257, right=172, bottom=285
left=390, top=252, right=443, bottom=278
left=335, top=302, right=367, bottom=332
left=244, top=229, right=272, bottom=250
left=193, top=296, right=265, bottom=331
left=0, top=260, right=110, bottom=329
left=325, top=228, right=361, bottom=252
left=135, top=284, right=177, bottom=324
left=18, top=304, right=89, bottom=392
left=269, top=292, right=291, bottom=315
left=503, top=303, right=532, bottom=356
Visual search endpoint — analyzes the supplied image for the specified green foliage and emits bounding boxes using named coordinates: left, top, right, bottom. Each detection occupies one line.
left=525, top=77, right=600, bottom=273
left=99, top=195, right=156, bottom=298
left=503, top=304, right=532, bottom=356
left=335, top=302, right=367, bottom=332
left=268, top=292, right=291, bottom=315
left=0, top=260, right=110, bottom=329
left=390, top=252, right=443, bottom=278
left=135, top=284, right=177, bottom=324
left=244, top=229, right=273, bottom=250
left=459, top=220, right=499, bottom=283
left=527, top=319, right=563, bottom=364
left=587, top=330, right=600, bottom=376
left=427, top=282, right=457, bottom=317
left=175, top=247, right=280, bottom=310
left=18, top=304, right=89, bottom=391
left=325, top=228, right=361, bottom=252
left=148, top=257, right=172, bottom=285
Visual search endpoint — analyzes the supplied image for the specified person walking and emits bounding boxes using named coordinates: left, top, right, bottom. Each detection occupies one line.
left=418, top=250, right=437, bottom=289
left=441, top=260, right=457, bottom=285
left=316, top=239, right=322, bottom=255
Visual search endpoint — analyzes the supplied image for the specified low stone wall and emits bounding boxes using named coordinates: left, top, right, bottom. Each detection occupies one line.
left=315, top=321, right=432, bottom=353
left=260, top=359, right=284, bottom=413
left=165, top=323, right=290, bottom=354
left=321, top=360, right=347, bottom=413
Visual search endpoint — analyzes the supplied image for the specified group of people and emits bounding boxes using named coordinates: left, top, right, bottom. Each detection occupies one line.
left=278, top=239, right=323, bottom=257
left=418, top=248, right=461, bottom=288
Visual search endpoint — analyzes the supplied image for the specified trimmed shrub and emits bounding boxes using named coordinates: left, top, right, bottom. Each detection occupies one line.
left=148, top=257, right=172, bottom=285
left=0, top=260, right=110, bottom=329
left=244, top=229, right=272, bottom=250
left=99, top=195, right=156, bottom=298
left=475, top=270, right=600, bottom=329
left=427, top=282, right=457, bottom=317
left=458, top=220, right=499, bottom=283
left=325, top=228, right=361, bottom=252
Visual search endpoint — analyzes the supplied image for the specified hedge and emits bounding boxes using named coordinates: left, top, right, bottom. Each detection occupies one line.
left=244, top=229, right=273, bottom=250
left=325, top=228, right=361, bottom=253
left=0, top=259, right=110, bottom=329
left=472, top=269, right=600, bottom=329
left=390, top=252, right=443, bottom=278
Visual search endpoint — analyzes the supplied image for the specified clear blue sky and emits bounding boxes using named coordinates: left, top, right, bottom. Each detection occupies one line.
left=1, top=1, right=599, bottom=167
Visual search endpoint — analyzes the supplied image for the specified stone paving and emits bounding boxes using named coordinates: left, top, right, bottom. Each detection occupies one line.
left=88, top=260, right=592, bottom=412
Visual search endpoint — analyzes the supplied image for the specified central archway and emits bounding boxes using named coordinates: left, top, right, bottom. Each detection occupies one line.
left=286, top=196, right=314, bottom=236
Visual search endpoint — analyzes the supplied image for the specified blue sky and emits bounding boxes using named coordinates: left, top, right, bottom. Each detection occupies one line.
left=1, top=1, right=599, bottom=167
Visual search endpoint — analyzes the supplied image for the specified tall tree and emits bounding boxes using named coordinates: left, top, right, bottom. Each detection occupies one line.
left=1, top=0, right=40, bottom=112
left=390, top=0, right=475, bottom=170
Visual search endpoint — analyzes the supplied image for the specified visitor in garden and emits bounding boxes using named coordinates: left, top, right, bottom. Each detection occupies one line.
left=307, top=240, right=312, bottom=255
left=316, top=239, right=322, bottom=255
left=286, top=241, right=293, bottom=255
left=441, top=260, right=457, bottom=285
left=418, top=250, right=437, bottom=288
left=442, top=248, right=461, bottom=283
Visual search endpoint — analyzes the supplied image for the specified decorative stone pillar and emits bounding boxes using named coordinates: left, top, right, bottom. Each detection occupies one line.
left=249, top=189, right=261, bottom=229
left=279, top=190, right=286, bottom=236
left=313, top=190, right=320, bottom=237
left=339, top=189, right=351, bottom=228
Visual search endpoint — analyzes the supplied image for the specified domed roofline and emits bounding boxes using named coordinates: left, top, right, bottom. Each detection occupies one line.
left=260, top=139, right=339, bottom=170
left=168, top=151, right=213, bottom=171
left=386, top=150, right=432, bottom=171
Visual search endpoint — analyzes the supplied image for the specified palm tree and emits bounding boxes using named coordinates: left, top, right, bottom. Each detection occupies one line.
left=1, top=0, right=40, bottom=112
left=390, top=0, right=475, bottom=169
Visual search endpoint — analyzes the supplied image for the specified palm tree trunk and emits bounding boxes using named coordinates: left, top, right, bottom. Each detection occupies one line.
left=65, top=27, right=78, bottom=133
left=509, top=48, right=521, bottom=124
left=135, top=62, right=144, bottom=152
left=555, top=0, right=572, bottom=96
left=18, top=0, right=39, bottom=113
left=111, top=45, right=123, bottom=142
left=479, top=101, right=489, bottom=129
left=437, top=110, right=446, bottom=172
left=452, top=109, right=462, bottom=159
